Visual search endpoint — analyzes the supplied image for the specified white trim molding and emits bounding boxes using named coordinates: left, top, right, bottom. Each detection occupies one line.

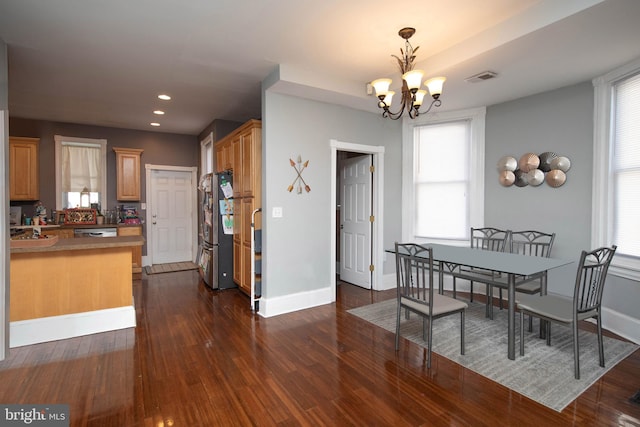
left=330, top=140, right=385, bottom=292
left=10, top=305, right=136, bottom=348
left=592, top=57, right=640, bottom=280
left=401, top=107, right=486, bottom=243
left=259, top=286, right=334, bottom=318
left=144, top=164, right=199, bottom=265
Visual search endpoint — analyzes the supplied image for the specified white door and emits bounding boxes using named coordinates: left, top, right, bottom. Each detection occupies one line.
left=150, top=169, right=194, bottom=264
left=340, top=155, right=372, bottom=288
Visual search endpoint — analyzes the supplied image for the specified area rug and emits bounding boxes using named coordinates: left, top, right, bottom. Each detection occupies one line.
left=144, top=262, right=199, bottom=275
left=348, top=299, right=638, bottom=412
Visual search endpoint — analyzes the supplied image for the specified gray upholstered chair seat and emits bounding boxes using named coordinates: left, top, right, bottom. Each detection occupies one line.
left=516, top=294, right=597, bottom=323
left=401, top=295, right=468, bottom=317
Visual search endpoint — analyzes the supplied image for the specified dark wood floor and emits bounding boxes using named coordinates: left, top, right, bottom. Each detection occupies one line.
left=1, top=271, right=639, bottom=426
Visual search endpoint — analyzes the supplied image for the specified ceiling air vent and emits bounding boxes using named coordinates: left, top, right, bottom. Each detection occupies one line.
left=465, top=71, right=498, bottom=83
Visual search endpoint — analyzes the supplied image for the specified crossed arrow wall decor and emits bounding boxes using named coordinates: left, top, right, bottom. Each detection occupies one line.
left=288, top=155, right=310, bottom=193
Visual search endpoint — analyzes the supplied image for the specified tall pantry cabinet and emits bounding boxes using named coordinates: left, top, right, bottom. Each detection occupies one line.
left=214, top=120, right=261, bottom=296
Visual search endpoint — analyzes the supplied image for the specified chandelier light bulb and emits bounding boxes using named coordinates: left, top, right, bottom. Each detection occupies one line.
left=382, top=91, right=395, bottom=107
left=413, top=90, right=427, bottom=108
left=371, top=78, right=392, bottom=99
left=402, top=70, right=424, bottom=92
left=425, top=77, right=446, bottom=99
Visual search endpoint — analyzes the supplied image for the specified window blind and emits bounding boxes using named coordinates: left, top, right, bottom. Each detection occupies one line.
left=413, top=121, right=470, bottom=240
left=613, top=73, right=640, bottom=257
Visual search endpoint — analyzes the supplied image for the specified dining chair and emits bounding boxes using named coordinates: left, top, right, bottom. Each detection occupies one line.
left=517, top=245, right=617, bottom=379
left=395, top=242, right=467, bottom=368
left=452, top=227, right=510, bottom=316
left=489, top=230, right=556, bottom=322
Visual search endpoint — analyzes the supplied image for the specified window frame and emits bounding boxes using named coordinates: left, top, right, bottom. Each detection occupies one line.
left=592, top=58, right=640, bottom=281
left=402, top=107, right=486, bottom=245
left=200, top=131, right=213, bottom=176
left=54, top=135, right=108, bottom=211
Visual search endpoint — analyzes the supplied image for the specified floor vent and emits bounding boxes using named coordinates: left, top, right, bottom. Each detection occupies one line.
left=630, top=390, right=640, bottom=405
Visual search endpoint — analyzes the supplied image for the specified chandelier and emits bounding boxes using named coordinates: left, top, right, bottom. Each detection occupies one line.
left=371, top=28, right=446, bottom=120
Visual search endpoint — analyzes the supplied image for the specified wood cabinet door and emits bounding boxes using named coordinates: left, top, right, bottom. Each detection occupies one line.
left=9, top=137, right=39, bottom=201
left=232, top=136, right=243, bottom=198
left=242, top=127, right=262, bottom=198
left=114, top=148, right=143, bottom=201
left=233, top=241, right=242, bottom=286
left=117, top=226, right=142, bottom=273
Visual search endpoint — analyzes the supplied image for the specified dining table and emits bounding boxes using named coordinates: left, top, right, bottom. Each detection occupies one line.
left=390, top=243, right=572, bottom=360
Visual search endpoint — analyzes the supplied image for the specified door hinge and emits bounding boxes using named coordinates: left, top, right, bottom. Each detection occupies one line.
left=370, top=165, right=375, bottom=173
left=369, top=264, right=375, bottom=272
left=370, top=215, right=375, bottom=222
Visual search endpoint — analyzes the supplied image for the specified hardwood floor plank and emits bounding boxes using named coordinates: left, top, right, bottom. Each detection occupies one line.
left=0, top=271, right=638, bottom=426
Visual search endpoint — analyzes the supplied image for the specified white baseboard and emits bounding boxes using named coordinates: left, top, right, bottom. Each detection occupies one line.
left=596, top=307, right=640, bottom=345
left=259, top=286, right=334, bottom=318
left=10, top=305, right=136, bottom=348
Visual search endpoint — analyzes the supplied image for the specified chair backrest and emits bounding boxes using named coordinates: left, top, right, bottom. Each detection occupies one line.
left=573, top=246, right=617, bottom=315
left=470, top=227, right=509, bottom=252
left=395, top=242, right=435, bottom=313
left=509, top=230, right=556, bottom=258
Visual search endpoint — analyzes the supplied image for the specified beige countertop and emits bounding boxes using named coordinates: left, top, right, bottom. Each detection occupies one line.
left=10, top=235, right=144, bottom=254
left=11, top=223, right=141, bottom=230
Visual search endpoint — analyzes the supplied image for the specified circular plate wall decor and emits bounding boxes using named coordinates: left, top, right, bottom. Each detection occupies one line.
left=497, top=156, right=517, bottom=172
left=550, top=156, right=571, bottom=172
left=514, top=169, right=529, bottom=187
left=546, top=169, right=567, bottom=187
left=538, top=151, right=558, bottom=172
left=499, top=170, right=515, bottom=187
left=527, top=169, right=545, bottom=186
left=518, top=153, right=540, bottom=172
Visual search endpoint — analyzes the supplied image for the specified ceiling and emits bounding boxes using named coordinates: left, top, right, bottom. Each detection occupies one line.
left=1, top=0, right=640, bottom=136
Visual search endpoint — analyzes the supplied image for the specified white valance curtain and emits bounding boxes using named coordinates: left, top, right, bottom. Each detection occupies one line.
left=60, top=144, right=102, bottom=192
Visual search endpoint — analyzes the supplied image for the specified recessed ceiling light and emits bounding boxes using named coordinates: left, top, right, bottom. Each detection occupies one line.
left=150, top=122, right=161, bottom=127
left=153, top=110, right=165, bottom=115
left=158, top=94, right=171, bottom=101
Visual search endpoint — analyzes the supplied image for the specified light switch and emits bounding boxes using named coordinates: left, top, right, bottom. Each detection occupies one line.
left=141, top=203, right=146, bottom=210
left=272, top=207, right=283, bottom=218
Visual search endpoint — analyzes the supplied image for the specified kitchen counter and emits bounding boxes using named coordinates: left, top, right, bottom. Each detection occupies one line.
left=10, top=235, right=144, bottom=253
left=9, top=236, right=143, bottom=347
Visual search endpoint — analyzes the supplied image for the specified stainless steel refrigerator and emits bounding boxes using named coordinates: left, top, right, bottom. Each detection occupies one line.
left=197, top=172, right=235, bottom=289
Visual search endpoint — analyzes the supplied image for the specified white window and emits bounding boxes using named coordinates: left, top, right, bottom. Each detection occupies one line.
left=593, top=58, right=640, bottom=280
left=200, top=132, right=213, bottom=176
left=54, top=135, right=107, bottom=211
left=402, top=108, right=485, bottom=244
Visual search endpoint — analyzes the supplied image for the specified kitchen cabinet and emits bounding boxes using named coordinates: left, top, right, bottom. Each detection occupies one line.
left=41, top=228, right=75, bottom=239
left=241, top=125, right=261, bottom=198
left=113, top=147, right=144, bottom=201
left=215, top=139, right=233, bottom=173
left=9, top=136, right=40, bottom=201
left=213, top=119, right=261, bottom=295
left=232, top=135, right=243, bottom=198
left=118, top=225, right=143, bottom=274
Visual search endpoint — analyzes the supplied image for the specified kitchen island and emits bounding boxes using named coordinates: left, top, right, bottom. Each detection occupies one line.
left=9, top=235, right=144, bottom=347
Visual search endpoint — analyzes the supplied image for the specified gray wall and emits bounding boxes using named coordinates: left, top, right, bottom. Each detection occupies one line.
left=262, top=91, right=402, bottom=300
left=8, top=117, right=199, bottom=256
left=9, top=117, right=198, bottom=215
left=485, top=81, right=638, bottom=320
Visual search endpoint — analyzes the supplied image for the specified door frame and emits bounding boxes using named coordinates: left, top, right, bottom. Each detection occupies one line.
left=144, top=164, right=199, bottom=266
left=339, top=154, right=373, bottom=289
left=330, top=140, right=385, bottom=293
